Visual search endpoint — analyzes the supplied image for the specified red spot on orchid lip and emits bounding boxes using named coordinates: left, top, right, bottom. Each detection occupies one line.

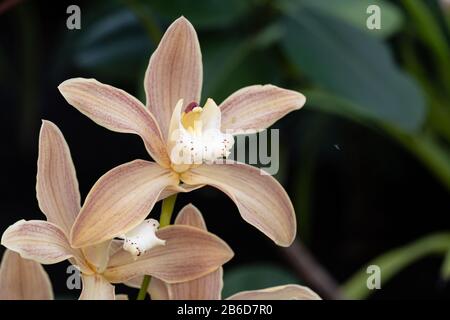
left=185, top=101, right=199, bottom=113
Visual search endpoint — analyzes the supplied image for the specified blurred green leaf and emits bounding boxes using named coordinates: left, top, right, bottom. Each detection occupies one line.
left=141, top=0, right=253, bottom=29
left=292, top=115, right=330, bottom=242
left=297, top=0, right=404, bottom=38
left=202, top=24, right=283, bottom=101
left=304, top=88, right=379, bottom=126
left=124, top=0, right=163, bottom=43
left=222, top=264, right=299, bottom=298
left=280, top=8, right=426, bottom=132
left=71, top=9, right=153, bottom=80
left=203, top=45, right=279, bottom=102
left=400, top=36, right=450, bottom=144
left=74, top=10, right=152, bottom=77
left=401, top=0, right=450, bottom=94
left=342, top=233, right=450, bottom=299
left=305, top=88, right=450, bottom=192
left=441, top=249, right=450, bottom=280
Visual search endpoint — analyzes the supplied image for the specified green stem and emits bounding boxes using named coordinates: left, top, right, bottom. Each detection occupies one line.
left=400, top=35, right=450, bottom=144
left=401, top=0, right=450, bottom=95
left=159, top=194, right=178, bottom=228
left=136, top=194, right=178, bottom=300
left=136, top=275, right=151, bottom=300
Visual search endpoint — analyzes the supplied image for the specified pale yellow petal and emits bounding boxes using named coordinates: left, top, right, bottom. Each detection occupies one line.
left=58, top=78, right=170, bottom=167
left=79, top=274, right=115, bottom=300
left=227, top=284, right=321, bottom=300
left=115, top=294, right=129, bottom=300
left=37, top=120, right=81, bottom=235
left=0, top=250, right=54, bottom=300
left=220, top=85, right=305, bottom=132
left=181, top=163, right=296, bottom=246
left=109, top=240, right=124, bottom=258
left=70, top=160, right=179, bottom=248
left=123, top=276, right=144, bottom=289
left=148, top=277, right=170, bottom=300
left=144, top=17, right=202, bottom=140
left=167, top=99, right=184, bottom=145
left=104, top=225, right=233, bottom=284
left=1, top=220, right=90, bottom=273
left=82, top=240, right=112, bottom=273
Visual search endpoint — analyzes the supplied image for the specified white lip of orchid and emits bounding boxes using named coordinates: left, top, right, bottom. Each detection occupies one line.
left=168, top=98, right=234, bottom=172
left=119, top=218, right=166, bottom=258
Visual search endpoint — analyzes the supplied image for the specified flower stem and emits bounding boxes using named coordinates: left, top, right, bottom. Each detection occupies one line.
left=136, top=194, right=178, bottom=300
left=136, top=275, right=151, bottom=300
left=159, top=194, right=178, bottom=228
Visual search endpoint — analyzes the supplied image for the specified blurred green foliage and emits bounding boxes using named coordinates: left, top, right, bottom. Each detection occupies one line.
left=137, top=0, right=253, bottom=29
left=442, top=249, right=450, bottom=280
left=281, top=6, right=425, bottom=131
left=343, top=233, right=450, bottom=299
left=295, top=0, right=404, bottom=38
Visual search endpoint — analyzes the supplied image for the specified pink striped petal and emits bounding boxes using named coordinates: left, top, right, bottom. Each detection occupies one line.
left=58, top=78, right=170, bottom=167
left=164, top=204, right=223, bottom=299
left=0, top=250, right=54, bottom=300
left=144, top=17, right=202, bottom=140
left=227, top=284, right=321, bottom=300
left=148, top=277, right=170, bottom=300
left=220, top=85, right=305, bottom=132
left=168, top=268, right=223, bottom=300
left=130, top=205, right=224, bottom=300
left=104, top=225, right=233, bottom=284
left=37, top=121, right=81, bottom=235
left=174, top=203, right=207, bottom=229
left=1, top=220, right=91, bottom=273
left=180, top=162, right=296, bottom=246
left=70, top=160, right=179, bottom=248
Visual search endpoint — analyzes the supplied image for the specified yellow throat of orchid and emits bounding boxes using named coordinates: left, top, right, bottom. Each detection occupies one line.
left=168, top=98, right=234, bottom=172
left=181, top=102, right=203, bottom=134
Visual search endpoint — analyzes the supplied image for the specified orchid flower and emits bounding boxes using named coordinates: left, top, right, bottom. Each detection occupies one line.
left=0, top=249, right=53, bottom=300
left=57, top=16, right=305, bottom=249
left=1, top=121, right=233, bottom=300
left=128, top=204, right=320, bottom=300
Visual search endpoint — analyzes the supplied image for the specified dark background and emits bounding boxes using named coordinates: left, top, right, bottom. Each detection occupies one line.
left=1, top=0, right=449, bottom=299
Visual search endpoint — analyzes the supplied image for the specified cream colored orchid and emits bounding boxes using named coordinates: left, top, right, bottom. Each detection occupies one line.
left=0, top=249, right=53, bottom=300
left=57, top=16, right=305, bottom=249
left=129, top=204, right=320, bottom=300
left=1, top=121, right=233, bottom=300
